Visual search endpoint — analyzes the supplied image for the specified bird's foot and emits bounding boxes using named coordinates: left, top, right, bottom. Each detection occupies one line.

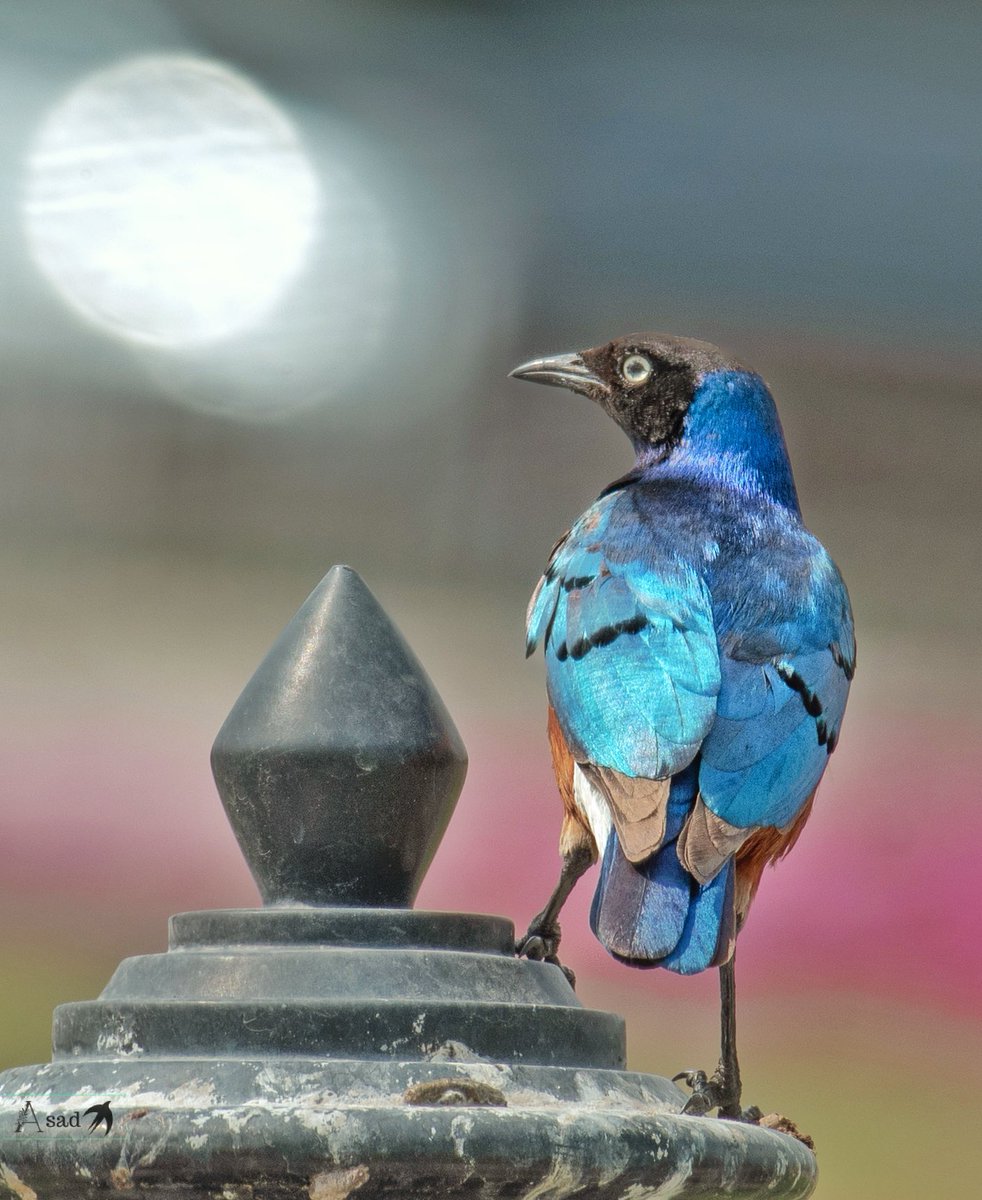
left=672, top=1068, right=761, bottom=1123
left=515, top=911, right=561, bottom=961
left=515, top=921, right=576, bottom=988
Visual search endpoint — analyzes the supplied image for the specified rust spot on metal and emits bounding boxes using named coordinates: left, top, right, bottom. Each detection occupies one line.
left=403, top=1078, right=507, bottom=1107
left=308, top=1165, right=369, bottom=1200
left=110, top=1165, right=133, bottom=1191
left=757, top=1112, right=816, bottom=1151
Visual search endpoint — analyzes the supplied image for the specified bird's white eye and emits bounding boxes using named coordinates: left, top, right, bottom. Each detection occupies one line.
left=620, top=353, right=653, bottom=386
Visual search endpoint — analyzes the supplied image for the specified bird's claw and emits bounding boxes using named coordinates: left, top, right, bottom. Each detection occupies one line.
left=516, top=932, right=551, bottom=960
left=672, top=1069, right=708, bottom=1089
left=515, top=924, right=576, bottom=988
left=672, top=1069, right=714, bottom=1116
left=515, top=917, right=560, bottom=962
left=672, top=1067, right=756, bottom=1122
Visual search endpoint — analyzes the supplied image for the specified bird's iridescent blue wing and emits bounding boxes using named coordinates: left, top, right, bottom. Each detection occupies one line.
left=527, top=492, right=721, bottom=780
left=698, top=549, right=854, bottom=832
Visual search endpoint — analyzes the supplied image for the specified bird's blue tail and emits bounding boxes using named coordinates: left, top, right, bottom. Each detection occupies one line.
left=589, top=764, right=735, bottom=974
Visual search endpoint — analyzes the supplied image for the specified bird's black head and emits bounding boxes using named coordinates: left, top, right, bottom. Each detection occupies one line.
left=510, top=333, right=740, bottom=453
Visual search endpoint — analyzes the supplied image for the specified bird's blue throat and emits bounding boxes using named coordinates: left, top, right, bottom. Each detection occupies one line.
left=632, top=370, right=801, bottom=514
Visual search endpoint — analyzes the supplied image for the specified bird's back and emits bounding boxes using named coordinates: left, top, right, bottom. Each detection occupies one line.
left=528, top=470, right=854, bottom=973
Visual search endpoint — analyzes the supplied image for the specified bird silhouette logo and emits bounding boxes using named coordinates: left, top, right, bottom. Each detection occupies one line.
left=83, top=1102, right=113, bottom=1136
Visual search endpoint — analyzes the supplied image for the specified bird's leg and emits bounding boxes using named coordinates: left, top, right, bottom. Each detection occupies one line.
left=716, top=953, right=742, bottom=1118
left=674, top=951, right=762, bottom=1121
left=515, top=841, right=593, bottom=985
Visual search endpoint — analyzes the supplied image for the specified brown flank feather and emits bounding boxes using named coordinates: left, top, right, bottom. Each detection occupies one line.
left=547, top=705, right=597, bottom=861
left=733, top=790, right=817, bottom=927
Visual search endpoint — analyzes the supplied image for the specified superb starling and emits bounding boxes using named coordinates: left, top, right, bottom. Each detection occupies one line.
left=511, top=333, right=854, bottom=1119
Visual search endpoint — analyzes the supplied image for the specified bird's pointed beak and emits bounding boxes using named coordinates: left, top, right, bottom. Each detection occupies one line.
left=509, top=352, right=608, bottom=399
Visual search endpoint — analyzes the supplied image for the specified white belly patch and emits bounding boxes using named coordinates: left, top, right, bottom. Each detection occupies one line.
left=573, top=762, right=613, bottom=853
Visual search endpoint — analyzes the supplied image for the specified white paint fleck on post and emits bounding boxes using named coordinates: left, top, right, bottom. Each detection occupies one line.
left=0, top=1165, right=38, bottom=1200
left=521, top=1159, right=582, bottom=1200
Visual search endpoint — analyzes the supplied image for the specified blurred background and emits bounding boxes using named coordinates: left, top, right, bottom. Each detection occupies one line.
left=2, top=2, right=980, bottom=1195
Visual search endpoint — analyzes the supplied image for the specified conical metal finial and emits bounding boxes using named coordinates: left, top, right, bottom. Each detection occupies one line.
left=211, top=565, right=467, bottom=906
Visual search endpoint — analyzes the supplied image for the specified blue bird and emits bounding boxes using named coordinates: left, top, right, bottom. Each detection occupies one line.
left=511, top=333, right=854, bottom=1119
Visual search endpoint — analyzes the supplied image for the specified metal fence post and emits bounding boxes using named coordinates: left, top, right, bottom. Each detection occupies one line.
left=0, top=565, right=816, bottom=1198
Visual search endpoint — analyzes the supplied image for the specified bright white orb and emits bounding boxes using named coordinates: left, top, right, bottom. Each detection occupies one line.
left=23, top=55, right=320, bottom=346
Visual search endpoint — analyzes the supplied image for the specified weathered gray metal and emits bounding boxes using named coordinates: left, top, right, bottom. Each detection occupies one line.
left=0, top=565, right=816, bottom=1199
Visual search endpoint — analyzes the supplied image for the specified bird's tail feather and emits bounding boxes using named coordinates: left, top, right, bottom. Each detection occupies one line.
left=590, top=832, right=735, bottom=975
